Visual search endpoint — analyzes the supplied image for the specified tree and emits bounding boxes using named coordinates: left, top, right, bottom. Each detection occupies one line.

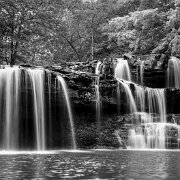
left=0, top=0, right=55, bottom=65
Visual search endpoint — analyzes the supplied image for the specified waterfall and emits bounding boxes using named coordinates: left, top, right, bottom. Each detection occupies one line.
left=128, top=129, right=146, bottom=149
left=95, top=62, right=101, bottom=129
left=167, top=56, right=180, bottom=88
left=116, top=79, right=137, bottom=113
left=57, top=76, right=77, bottom=149
left=28, top=69, right=46, bottom=151
left=146, top=88, right=166, bottom=123
left=145, top=88, right=166, bottom=149
left=127, top=87, right=167, bottom=149
left=114, top=58, right=169, bottom=149
left=95, top=83, right=101, bottom=126
left=134, top=84, right=145, bottom=112
left=0, top=67, right=21, bottom=150
left=115, top=58, right=136, bottom=113
left=46, top=70, right=52, bottom=146
left=95, top=61, right=101, bottom=75
left=115, top=58, right=131, bottom=81
left=140, top=61, right=144, bottom=86
left=0, top=66, right=77, bottom=151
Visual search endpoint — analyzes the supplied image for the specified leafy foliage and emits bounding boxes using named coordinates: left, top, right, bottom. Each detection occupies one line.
left=0, top=0, right=180, bottom=65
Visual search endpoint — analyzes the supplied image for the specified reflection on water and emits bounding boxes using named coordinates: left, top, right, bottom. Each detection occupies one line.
left=0, top=150, right=180, bottom=179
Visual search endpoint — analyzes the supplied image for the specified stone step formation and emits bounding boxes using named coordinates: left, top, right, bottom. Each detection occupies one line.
left=112, top=57, right=180, bottom=149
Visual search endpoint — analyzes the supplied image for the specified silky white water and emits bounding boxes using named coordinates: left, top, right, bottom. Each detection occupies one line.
left=95, top=61, right=101, bottom=75
left=128, top=87, right=167, bottom=149
left=115, top=58, right=131, bottom=81
left=134, top=84, right=145, bottom=112
left=95, top=61, right=101, bottom=128
left=0, top=68, right=21, bottom=150
left=57, top=76, right=77, bottom=149
left=140, top=61, right=144, bottom=86
left=115, top=59, right=137, bottom=113
left=0, top=66, right=77, bottom=151
left=28, top=69, right=46, bottom=150
left=167, top=56, right=180, bottom=88
left=114, top=58, right=168, bottom=149
left=116, top=79, right=137, bottom=113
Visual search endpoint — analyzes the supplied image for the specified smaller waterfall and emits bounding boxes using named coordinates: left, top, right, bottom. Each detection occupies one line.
left=128, top=123, right=166, bottom=149
left=95, top=82, right=101, bottom=127
left=47, top=71, right=52, bottom=121
left=128, top=128, right=146, bottom=149
left=144, top=123, right=166, bottom=149
left=57, top=76, right=76, bottom=149
left=116, top=79, right=137, bottom=113
left=115, top=58, right=136, bottom=113
left=167, top=56, right=180, bottom=88
left=28, top=69, right=45, bottom=151
left=127, top=87, right=167, bottom=149
left=46, top=70, right=52, bottom=146
left=95, top=61, right=101, bottom=75
left=95, top=62, right=101, bottom=128
left=140, top=61, right=144, bottom=86
left=146, top=88, right=166, bottom=123
left=115, top=58, right=131, bottom=81
left=0, top=67, right=21, bottom=150
left=145, top=88, right=166, bottom=149
left=134, top=84, right=145, bottom=112
left=113, top=57, right=179, bottom=149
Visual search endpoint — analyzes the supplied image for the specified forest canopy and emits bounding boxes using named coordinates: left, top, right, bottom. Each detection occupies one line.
left=0, top=0, right=180, bottom=65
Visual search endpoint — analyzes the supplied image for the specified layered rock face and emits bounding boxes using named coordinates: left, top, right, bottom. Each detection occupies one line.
left=49, top=59, right=180, bottom=114
left=48, top=57, right=180, bottom=149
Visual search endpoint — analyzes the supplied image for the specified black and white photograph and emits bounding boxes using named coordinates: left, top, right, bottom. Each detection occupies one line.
left=0, top=0, right=180, bottom=179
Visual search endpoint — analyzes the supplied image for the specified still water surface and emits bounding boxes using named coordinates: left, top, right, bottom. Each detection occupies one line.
left=0, top=150, right=180, bottom=179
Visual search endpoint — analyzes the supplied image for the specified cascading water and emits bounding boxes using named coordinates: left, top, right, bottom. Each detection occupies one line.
left=128, top=128, right=146, bottom=149
left=0, top=66, right=76, bottom=151
left=115, top=58, right=131, bottom=81
left=56, top=76, right=77, bottom=149
left=166, top=56, right=180, bottom=148
left=95, top=62, right=101, bottom=128
left=95, top=61, right=101, bottom=75
left=146, top=88, right=166, bottom=123
left=115, top=59, right=135, bottom=113
left=134, top=84, right=145, bottom=112
left=128, top=87, right=167, bottom=149
left=140, top=61, right=144, bottom=86
left=28, top=69, right=46, bottom=151
left=0, top=67, right=21, bottom=150
left=46, top=70, right=52, bottom=146
left=116, top=79, right=137, bottom=113
left=167, top=56, right=180, bottom=88
left=114, top=57, right=168, bottom=149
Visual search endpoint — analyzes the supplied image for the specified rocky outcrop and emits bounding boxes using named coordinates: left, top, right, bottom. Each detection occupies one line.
left=42, top=61, right=180, bottom=114
left=18, top=59, right=180, bottom=149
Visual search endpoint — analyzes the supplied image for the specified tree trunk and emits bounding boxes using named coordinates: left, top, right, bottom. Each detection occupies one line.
left=91, top=27, right=94, bottom=61
left=59, top=32, right=81, bottom=61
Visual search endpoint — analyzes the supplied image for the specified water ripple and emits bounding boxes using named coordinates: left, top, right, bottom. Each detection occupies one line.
left=0, top=151, right=178, bottom=179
